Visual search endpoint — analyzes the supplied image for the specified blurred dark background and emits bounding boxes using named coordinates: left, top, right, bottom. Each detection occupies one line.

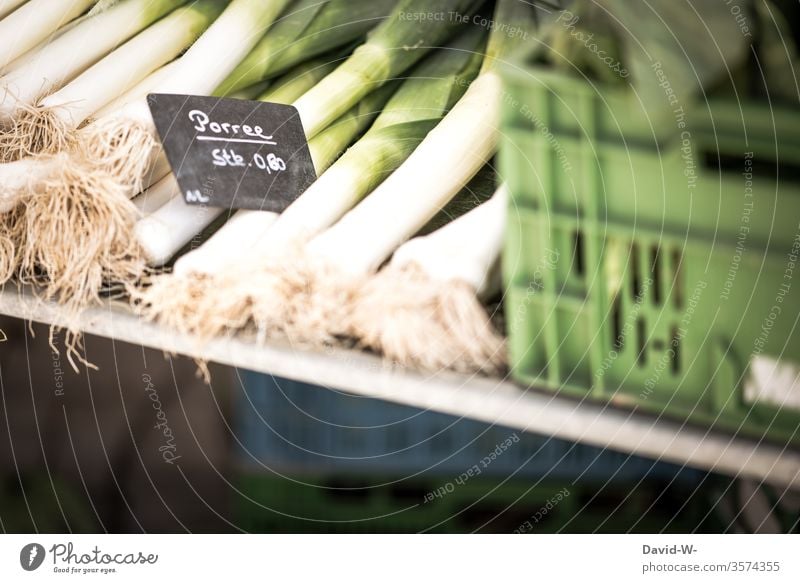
left=0, top=315, right=797, bottom=533
left=0, top=316, right=233, bottom=533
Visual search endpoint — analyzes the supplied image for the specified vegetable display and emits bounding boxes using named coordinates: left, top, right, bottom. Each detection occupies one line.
left=1, top=0, right=791, bottom=378
left=134, top=22, right=488, bottom=344
left=0, top=0, right=532, bottom=373
left=1, top=0, right=290, bottom=312
left=178, top=24, right=486, bottom=277
left=128, top=2, right=533, bottom=372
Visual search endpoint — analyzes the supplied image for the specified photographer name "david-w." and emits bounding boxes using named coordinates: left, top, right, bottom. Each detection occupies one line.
left=642, top=544, right=697, bottom=555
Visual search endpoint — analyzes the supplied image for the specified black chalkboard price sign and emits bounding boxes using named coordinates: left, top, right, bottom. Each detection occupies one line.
left=147, top=93, right=317, bottom=211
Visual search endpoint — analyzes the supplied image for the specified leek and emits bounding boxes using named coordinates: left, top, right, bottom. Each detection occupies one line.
left=93, top=59, right=181, bottom=118
left=294, top=0, right=483, bottom=139
left=305, top=0, right=540, bottom=276
left=133, top=171, right=181, bottom=215
left=0, top=1, right=27, bottom=21
left=0, top=0, right=96, bottom=70
left=0, top=0, right=189, bottom=126
left=350, top=186, right=507, bottom=374
left=15, top=0, right=130, bottom=50
left=216, top=0, right=399, bottom=96
left=0, top=7, right=89, bottom=76
left=0, top=0, right=221, bottom=161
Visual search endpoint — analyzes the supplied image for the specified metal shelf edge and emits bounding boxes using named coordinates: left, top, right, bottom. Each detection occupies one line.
left=1, top=287, right=798, bottom=488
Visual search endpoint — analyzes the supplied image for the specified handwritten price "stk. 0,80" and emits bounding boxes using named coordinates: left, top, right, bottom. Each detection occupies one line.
left=211, top=147, right=286, bottom=173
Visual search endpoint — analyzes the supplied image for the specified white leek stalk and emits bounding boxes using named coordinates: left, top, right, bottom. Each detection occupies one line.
left=26, top=0, right=288, bottom=207
left=0, top=1, right=220, bottom=161
left=248, top=53, right=346, bottom=104
left=36, top=2, right=218, bottom=128
left=93, top=59, right=181, bottom=119
left=0, top=0, right=189, bottom=126
left=134, top=174, right=222, bottom=266
left=224, top=81, right=271, bottom=101
left=0, top=7, right=88, bottom=76
left=307, top=72, right=501, bottom=275
left=0, top=154, right=58, bottom=210
left=4, top=0, right=127, bottom=67
left=0, top=0, right=95, bottom=70
left=350, top=186, right=508, bottom=374
left=0, top=0, right=27, bottom=20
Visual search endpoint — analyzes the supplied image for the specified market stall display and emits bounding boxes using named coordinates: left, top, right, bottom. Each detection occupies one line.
left=0, top=0, right=797, bottom=487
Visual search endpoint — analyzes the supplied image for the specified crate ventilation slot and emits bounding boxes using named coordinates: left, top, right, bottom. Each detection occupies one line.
left=608, top=241, right=685, bottom=374
left=703, top=151, right=800, bottom=185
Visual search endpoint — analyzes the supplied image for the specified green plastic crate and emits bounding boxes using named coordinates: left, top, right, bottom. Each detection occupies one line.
left=501, top=60, right=800, bottom=445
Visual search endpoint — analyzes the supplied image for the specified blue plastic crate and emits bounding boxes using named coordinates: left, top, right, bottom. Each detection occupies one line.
left=235, top=371, right=705, bottom=484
